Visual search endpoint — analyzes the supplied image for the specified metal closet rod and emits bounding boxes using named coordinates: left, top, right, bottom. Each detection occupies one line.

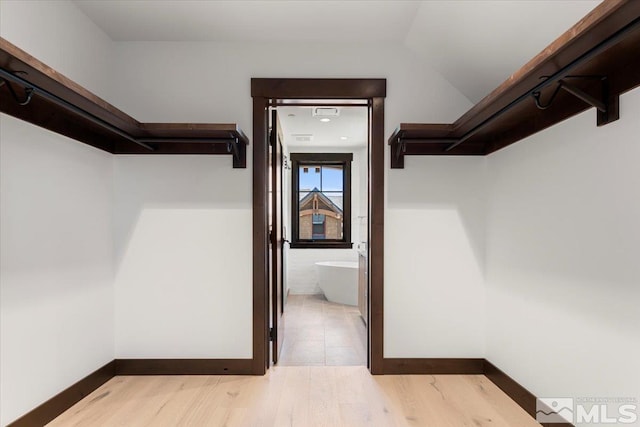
left=0, top=67, right=156, bottom=151
left=444, top=15, right=640, bottom=152
left=136, top=137, right=237, bottom=143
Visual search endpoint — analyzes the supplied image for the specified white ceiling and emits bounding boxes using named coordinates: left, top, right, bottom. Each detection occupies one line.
left=278, top=106, right=368, bottom=149
left=73, top=1, right=420, bottom=43
left=404, top=1, right=600, bottom=102
left=74, top=0, right=601, bottom=103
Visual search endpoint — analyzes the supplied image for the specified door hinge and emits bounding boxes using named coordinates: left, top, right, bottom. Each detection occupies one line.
left=269, top=328, right=275, bottom=341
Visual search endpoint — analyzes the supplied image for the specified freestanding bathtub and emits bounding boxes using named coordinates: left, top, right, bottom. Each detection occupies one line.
left=315, top=261, right=358, bottom=306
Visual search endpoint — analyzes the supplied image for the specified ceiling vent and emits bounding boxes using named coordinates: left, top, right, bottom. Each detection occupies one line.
left=292, top=134, right=314, bottom=142
left=312, top=107, right=340, bottom=117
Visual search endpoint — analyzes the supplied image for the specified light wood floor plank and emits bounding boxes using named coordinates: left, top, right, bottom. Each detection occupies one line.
left=47, top=367, right=540, bottom=427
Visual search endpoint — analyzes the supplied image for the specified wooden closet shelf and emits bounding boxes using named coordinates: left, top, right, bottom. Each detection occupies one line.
left=388, top=0, right=640, bottom=168
left=0, top=38, right=249, bottom=168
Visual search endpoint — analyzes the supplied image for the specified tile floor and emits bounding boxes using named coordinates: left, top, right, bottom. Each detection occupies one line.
left=277, top=294, right=367, bottom=366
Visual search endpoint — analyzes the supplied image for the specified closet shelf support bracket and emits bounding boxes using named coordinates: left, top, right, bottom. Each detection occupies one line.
left=390, top=137, right=405, bottom=169
left=0, top=70, right=35, bottom=106
left=532, top=75, right=619, bottom=126
left=228, top=137, right=247, bottom=169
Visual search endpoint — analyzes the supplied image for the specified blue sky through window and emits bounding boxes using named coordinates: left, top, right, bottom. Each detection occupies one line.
left=299, top=165, right=343, bottom=192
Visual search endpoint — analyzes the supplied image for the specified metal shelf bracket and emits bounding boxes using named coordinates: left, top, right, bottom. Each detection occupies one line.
left=532, top=75, right=619, bottom=126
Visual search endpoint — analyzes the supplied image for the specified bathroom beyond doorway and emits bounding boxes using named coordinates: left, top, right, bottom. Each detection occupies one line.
left=275, top=102, right=369, bottom=367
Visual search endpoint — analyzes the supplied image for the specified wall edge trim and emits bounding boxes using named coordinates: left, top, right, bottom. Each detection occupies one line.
left=6, top=360, right=116, bottom=427
left=114, top=358, right=254, bottom=375
left=7, top=357, right=575, bottom=427
left=382, top=357, right=485, bottom=374
left=483, top=359, right=575, bottom=427
left=382, top=358, right=575, bottom=427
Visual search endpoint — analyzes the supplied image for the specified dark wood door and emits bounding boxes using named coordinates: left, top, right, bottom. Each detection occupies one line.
left=269, top=108, right=285, bottom=364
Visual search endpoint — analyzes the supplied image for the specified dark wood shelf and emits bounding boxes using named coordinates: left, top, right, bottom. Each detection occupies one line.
left=0, top=38, right=249, bottom=168
left=388, top=0, right=640, bottom=168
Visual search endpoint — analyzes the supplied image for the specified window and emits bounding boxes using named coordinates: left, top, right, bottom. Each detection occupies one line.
left=290, top=153, right=353, bottom=249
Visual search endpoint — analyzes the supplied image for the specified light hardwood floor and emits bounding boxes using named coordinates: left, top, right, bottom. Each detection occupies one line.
left=48, top=367, right=541, bottom=426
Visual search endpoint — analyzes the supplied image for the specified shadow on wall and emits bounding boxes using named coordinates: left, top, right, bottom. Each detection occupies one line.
left=384, top=156, right=487, bottom=357
left=113, top=207, right=252, bottom=358
left=0, top=114, right=114, bottom=306
left=112, top=155, right=253, bottom=358
left=113, top=155, right=251, bottom=272
left=387, top=156, right=486, bottom=276
left=483, top=90, right=640, bottom=402
left=484, top=90, right=640, bottom=362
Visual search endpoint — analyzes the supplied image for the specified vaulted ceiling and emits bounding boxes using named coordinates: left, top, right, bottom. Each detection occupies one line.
left=74, top=0, right=600, bottom=103
left=404, top=1, right=600, bottom=102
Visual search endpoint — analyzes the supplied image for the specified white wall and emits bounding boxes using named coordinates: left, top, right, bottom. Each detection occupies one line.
left=386, top=156, right=487, bottom=357
left=109, top=41, right=470, bottom=127
left=0, top=2, right=116, bottom=425
left=108, top=40, right=475, bottom=358
left=0, top=0, right=113, bottom=99
left=0, top=116, right=114, bottom=426
left=485, top=88, right=640, bottom=418
left=113, top=156, right=252, bottom=358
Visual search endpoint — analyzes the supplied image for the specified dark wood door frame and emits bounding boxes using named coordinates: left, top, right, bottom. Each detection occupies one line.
left=270, top=109, right=284, bottom=364
left=251, top=78, right=386, bottom=374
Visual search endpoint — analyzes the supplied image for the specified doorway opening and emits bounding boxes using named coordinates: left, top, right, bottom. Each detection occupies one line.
left=276, top=103, right=368, bottom=366
left=251, top=79, right=386, bottom=375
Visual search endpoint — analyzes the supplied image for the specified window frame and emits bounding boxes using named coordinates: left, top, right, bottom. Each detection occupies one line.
left=290, top=152, right=353, bottom=249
